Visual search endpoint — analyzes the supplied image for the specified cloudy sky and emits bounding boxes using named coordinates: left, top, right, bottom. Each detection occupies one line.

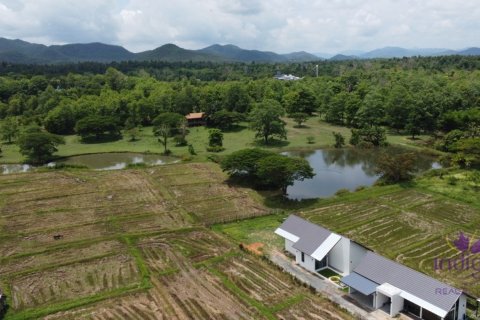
left=0, top=0, right=479, bottom=54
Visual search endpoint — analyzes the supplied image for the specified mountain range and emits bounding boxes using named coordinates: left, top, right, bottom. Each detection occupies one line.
left=0, top=38, right=478, bottom=64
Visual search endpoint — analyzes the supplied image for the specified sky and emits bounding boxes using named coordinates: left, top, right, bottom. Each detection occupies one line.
left=0, top=0, right=479, bottom=54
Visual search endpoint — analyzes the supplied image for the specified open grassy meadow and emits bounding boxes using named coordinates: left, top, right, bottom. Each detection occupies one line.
left=0, top=117, right=433, bottom=164
left=215, top=171, right=480, bottom=297
left=0, top=162, right=354, bottom=320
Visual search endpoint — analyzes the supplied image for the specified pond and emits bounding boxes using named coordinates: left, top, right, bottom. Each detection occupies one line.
left=58, top=153, right=178, bottom=170
left=283, top=147, right=440, bottom=200
left=0, top=153, right=178, bottom=174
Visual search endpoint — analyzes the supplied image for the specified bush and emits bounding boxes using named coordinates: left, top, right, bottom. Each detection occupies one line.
left=188, top=144, right=196, bottom=155
left=332, top=132, right=345, bottom=148
left=207, top=154, right=222, bottom=163
left=206, top=145, right=225, bottom=153
left=335, top=188, right=350, bottom=196
left=173, top=134, right=187, bottom=146
left=306, top=136, right=315, bottom=144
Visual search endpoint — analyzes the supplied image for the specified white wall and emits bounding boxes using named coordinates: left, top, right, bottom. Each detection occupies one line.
left=457, top=294, right=467, bottom=320
left=349, top=241, right=368, bottom=273
left=328, top=237, right=350, bottom=274
left=296, top=251, right=316, bottom=272
left=391, top=295, right=404, bottom=317
left=285, top=239, right=296, bottom=255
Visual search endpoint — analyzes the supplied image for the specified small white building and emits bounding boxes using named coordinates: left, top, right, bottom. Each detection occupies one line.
left=274, top=74, right=301, bottom=81
left=275, top=215, right=468, bottom=320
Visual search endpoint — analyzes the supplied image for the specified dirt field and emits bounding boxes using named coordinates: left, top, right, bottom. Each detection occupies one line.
left=0, top=164, right=351, bottom=320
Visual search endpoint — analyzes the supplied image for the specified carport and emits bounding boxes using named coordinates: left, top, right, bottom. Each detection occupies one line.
left=341, top=272, right=378, bottom=308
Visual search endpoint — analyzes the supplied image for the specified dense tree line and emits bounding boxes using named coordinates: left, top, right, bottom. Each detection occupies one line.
left=0, top=55, right=479, bottom=165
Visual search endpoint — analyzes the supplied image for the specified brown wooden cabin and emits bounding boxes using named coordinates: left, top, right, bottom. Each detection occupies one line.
left=185, top=112, right=206, bottom=127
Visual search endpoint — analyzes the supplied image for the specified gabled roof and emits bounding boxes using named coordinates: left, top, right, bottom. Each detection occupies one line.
left=185, top=112, right=204, bottom=120
left=354, top=251, right=462, bottom=317
left=275, top=215, right=340, bottom=257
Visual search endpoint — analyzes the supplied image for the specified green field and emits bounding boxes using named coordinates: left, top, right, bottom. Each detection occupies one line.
left=0, top=163, right=354, bottom=320
left=215, top=170, right=480, bottom=297
left=0, top=117, right=433, bottom=164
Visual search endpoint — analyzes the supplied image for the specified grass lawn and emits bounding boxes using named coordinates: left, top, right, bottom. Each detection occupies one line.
left=212, top=214, right=287, bottom=251
left=318, top=268, right=340, bottom=278
left=0, top=116, right=437, bottom=164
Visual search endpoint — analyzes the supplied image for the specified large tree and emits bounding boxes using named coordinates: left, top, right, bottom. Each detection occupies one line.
left=0, top=117, right=19, bottom=143
left=221, top=148, right=314, bottom=194
left=256, top=154, right=315, bottom=194
left=221, top=148, right=275, bottom=178
left=75, top=115, right=121, bottom=142
left=249, top=99, right=287, bottom=145
left=374, top=152, right=417, bottom=183
left=17, top=127, right=65, bottom=164
left=152, top=112, right=184, bottom=136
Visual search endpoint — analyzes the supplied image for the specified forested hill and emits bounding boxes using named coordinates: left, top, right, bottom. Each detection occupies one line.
left=0, top=38, right=319, bottom=64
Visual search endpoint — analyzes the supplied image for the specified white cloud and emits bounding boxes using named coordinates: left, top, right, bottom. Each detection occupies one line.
left=0, top=0, right=478, bottom=53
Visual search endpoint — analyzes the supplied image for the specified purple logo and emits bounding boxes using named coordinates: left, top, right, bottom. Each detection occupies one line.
left=434, top=232, right=480, bottom=279
left=453, top=232, right=480, bottom=253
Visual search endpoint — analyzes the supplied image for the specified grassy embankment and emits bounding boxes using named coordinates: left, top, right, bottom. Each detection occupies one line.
left=0, top=117, right=433, bottom=164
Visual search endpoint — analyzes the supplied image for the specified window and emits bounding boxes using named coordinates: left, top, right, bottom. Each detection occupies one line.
left=301, top=252, right=305, bottom=263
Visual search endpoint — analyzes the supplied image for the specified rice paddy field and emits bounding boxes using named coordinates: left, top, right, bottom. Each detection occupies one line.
left=216, top=176, right=480, bottom=298
left=0, top=162, right=353, bottom=320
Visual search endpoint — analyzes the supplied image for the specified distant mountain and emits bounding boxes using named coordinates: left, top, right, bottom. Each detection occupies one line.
left=50, top=43, right=135, bottom=62
left=0, top=37, right=478, bottom=64
left=360, top=46, right=413, bottom=59
left=136, top=44, right=224, bottom=62
left=0, top=38, right=135, bottom=63
left=199, top=44, right=285, bottom=62
left=282, top=51, right=319, bottom=61
left=330, top=54, right=359, bottom=61
left=458, top=47, right=480, bottom=56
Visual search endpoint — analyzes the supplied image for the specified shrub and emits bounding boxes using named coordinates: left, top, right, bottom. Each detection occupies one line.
left=206, top=145, right=225, bottom=153
left=335, top=188, right=350, bottom=196
left=306, top=136, right=315, bottom=144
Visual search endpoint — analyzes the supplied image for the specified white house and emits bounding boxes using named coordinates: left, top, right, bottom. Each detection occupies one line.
left=275, top=215, right=367, bottom=275
left=275, top=215, right=468, bottom=320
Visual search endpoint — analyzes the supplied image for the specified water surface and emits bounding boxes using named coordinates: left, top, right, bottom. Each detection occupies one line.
left=284, top=147, right=439, bottom=200
left=1, top=153, right=178, bottom=174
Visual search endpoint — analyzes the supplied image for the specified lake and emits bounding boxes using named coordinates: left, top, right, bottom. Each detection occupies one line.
left=283, top=147, right=440, bottom=200
left=0, top=153, right=178, bottom=174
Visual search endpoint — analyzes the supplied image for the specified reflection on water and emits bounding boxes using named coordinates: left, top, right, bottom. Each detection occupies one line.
left=60, top=153, right=177, bottom=169
left=0, top=164, right=33, bottom=174
left=284, top=147, right=440, bottom=200
left=1, top=153, right=177, bottom=174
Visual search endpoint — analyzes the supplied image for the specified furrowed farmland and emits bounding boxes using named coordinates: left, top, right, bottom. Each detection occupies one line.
left=0, top=163, right=353, bottom=320
left=217, top=184, right=480, bottom=298
left=302, top=187, right=480, bottom=294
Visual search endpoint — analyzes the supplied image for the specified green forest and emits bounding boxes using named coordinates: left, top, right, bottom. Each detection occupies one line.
left=0, top=56, right=479, bottom=167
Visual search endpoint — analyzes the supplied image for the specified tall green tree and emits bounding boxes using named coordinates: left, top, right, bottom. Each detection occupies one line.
left=75, top=115, right=120, bottom=142
left=249, top=99, right=287, bottom=144
left=0, top=117, right=19, bottom=143
left=375, top=152, right=417, bottom=183
left=17, top=127, right=65, bottom=164
left=256, top=155, right=315, bottom=194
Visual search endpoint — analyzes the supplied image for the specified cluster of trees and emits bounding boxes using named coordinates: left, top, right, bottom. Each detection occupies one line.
left=221, top=148, right=315, bottom=194
left=0, top=55, right=479, bottom=166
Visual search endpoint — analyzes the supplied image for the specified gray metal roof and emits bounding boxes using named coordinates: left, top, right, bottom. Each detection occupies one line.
left=354, top=251, right=462, bottom=312
left=341, top=272, right=379, bottom=296
left=277, top=215, right=332, bottom=256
